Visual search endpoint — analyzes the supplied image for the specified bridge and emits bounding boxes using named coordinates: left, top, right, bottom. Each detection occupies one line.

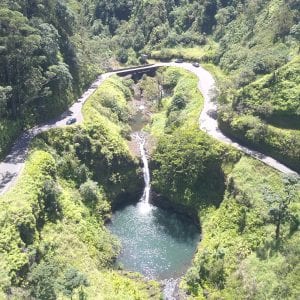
left=112, top=64, right=161, bottom=78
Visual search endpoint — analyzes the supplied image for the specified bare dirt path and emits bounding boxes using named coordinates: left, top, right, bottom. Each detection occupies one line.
left=0, top=63, right=297, bottom=195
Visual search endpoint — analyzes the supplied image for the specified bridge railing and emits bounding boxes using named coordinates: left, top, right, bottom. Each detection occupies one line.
left=111, top=64, right=155, bottom=73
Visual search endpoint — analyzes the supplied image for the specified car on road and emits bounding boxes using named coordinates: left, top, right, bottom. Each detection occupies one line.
left=207, top=109, right=218, bottom=120
left=66, top=117, right=77, bottom=125
left=192, top=62, right=199, bottom=67
left=175, top=58, right=184, bottom=63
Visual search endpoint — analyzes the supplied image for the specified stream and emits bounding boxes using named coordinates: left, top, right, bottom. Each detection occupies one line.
left=108, top=120, right=200, bottom=299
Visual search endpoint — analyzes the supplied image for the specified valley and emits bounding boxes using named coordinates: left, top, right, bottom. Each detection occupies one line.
left=0, top=0, right=299, bottom=299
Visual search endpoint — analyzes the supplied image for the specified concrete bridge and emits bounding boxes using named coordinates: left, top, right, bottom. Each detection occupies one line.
left=113, top=64, right=160, bottom=78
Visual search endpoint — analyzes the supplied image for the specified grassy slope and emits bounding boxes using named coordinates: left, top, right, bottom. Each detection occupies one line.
left=150, top=41, right=218, bottom=62
left=0, top=76, right=161, bottom=299
left=213, top=0, right=300, bottom=171
left=149, top=67, right=300, bottom=299
left=235, top=57, right=300, bottom=122
left=148, top=66, right=204, bottom=136
left=184, top=156, right=300, bottom=299
left=217, top=57, right=300, bottom=172
left=200, top=58, right=300, bottom=172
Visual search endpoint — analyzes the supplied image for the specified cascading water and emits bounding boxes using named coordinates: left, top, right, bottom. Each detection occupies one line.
left=135, top=133, right=183, bottom=299
left=108, top=85, right=200, bottom=300
left=135, top=132, right=152, bottom=213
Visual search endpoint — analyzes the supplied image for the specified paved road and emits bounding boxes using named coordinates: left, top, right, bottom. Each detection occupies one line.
left=0, top=63, right=297, bottom=195
left=162, top=62, right=298, bottom=175
left=0, top=73, right=111, bottom=195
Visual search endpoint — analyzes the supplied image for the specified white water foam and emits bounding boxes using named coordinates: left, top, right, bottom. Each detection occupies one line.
left=135, top=132, right=152, bottom=214
left=162, top=278, right=180, bottom=300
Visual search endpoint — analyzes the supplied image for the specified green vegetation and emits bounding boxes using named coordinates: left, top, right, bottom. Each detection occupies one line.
left=152, top=130, right=237, bottom=211
left=149, top=67, right=300, bottom=299
left=231, top=57, right=300, bottom=123
left=150, top=43, right=218, bottom=62
left=182, top=158, right=300, bottom=299
left=150, top=66, right=239, bottom=212
left=210, top=0, right=300, bottom=172
left=219, top=111, right=300, bottom=172
left=0, top=119, right=22, bottom=158
left=0, top=1, right=99, bottom=158
left=148, top=67, right=203, bottom=136
left=1, top=0, right=300, bottom=298
left=83, top=75, right=132, bottom=140
left=0, top=75, right=161, bottom=299
left=1, top=0, right=299, bottom=166
left=218, top=57, right=300, bottom=172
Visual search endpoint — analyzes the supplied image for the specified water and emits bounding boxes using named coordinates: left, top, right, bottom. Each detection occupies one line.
left=108, top=203, right=200, bottom=279
left=130, top=110, right=147, bottom=132
left=135, top=133, right=151, bottom=212
left=108, top=133, right=200, bottom=280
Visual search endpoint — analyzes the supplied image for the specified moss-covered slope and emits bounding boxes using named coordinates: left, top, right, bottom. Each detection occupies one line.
left=149, top=67, right=300, bottom=299
left=0, top=75, right=160, bottom=299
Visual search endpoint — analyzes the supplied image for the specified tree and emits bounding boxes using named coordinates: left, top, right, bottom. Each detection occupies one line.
left=79, top=180, right=99, bottom=204
left=272, top=4, right=294, bottom=41
left=47, top=62, right=73, bottom=100
left=139, top=75, right=160, bottom=104
left=263, top=175, right=299, bottom=241
left=214, top=6, right=235, bottom=38
left=55, top=1, right=75, bottom=35
left=245, top=121, right=268, bottom=142
left=0, top=8, right=42, bottom=118
left=133, top=0, right=168, bottom=39
left=59, top=267, right=89, bottom=300
left=167, top=93, right=187, bottom=116
left=133, top=30, right=146, bottom=51
left=41, top=179, right=62, bottom=221
left=116, top=48, right=128, bottom=63
left=0, top=86, right=12, bottom=117
left=28, top=261, right=59, bottom=300
left=39, top=23, right=60, bottom=65
left=290, top=22, right=300, bottom=41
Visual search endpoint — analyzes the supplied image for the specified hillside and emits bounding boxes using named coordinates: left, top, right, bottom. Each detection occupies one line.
left=1, top=0, right=299, bottom=166
left=148, top=67, right=300, bottom=299
left=218, top=57, right=300, bottom=171
left=0, top=0, right=299, bottom=299
left=0, top=75, right=161, bottom=299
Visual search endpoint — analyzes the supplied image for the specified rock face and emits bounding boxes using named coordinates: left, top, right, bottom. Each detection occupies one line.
left=150, top=191, right=200, bottom=228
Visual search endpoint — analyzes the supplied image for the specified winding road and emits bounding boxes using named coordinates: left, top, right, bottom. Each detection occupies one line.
left=0, top=63, right=297, bottom=195
left=0, top=73, right=111, bottom=195
left=172, top=62, right=298, bottom=175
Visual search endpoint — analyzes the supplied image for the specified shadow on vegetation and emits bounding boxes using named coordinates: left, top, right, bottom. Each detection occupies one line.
left=151, top=207, right=200, bottom=243
left=0, top=171, right=17, bottom=189
left=111, top=189, right=143, bottom=212
left=266, top=115, right=300, bottom=130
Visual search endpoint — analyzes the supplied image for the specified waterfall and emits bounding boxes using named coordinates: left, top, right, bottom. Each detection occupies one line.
left=135, top=133, right=151, bottom=213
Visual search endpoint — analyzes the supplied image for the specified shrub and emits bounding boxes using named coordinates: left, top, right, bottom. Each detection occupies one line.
left=79, top=180, right=99, bottom=204
left=58, top=267, right=89, bottom=299
left=117, top=48, right=128, bottom=64
left=28, top=261, right=59, bottom=300
left=41, top=179, right=62, bottom=221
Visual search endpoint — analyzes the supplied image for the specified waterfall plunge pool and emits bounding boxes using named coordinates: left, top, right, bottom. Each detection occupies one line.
left=107, top=200, right=200, bottom=280
left=107, top=76, right=200, bottom=283
left=108, top=131, right=200, bottom=280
